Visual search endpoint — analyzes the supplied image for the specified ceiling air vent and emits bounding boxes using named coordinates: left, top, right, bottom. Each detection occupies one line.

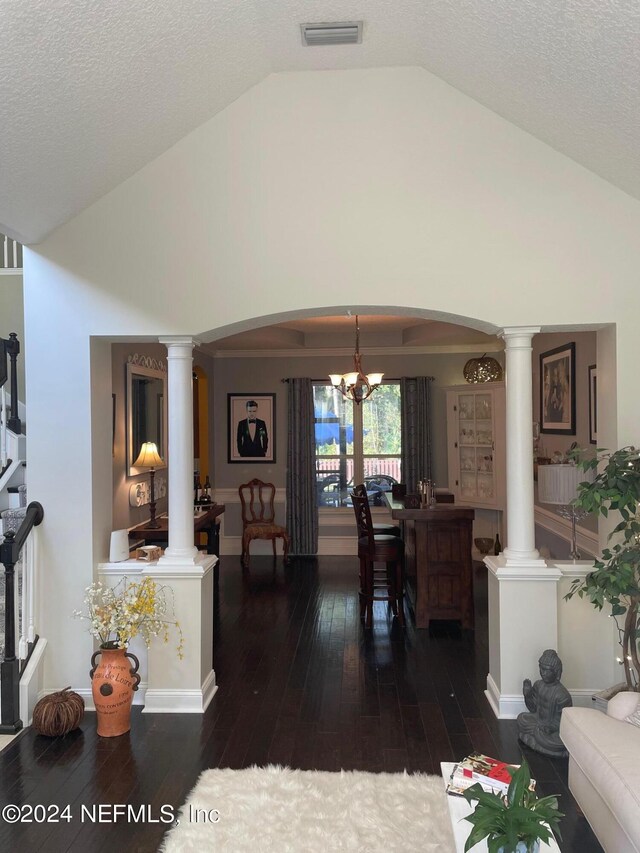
left=300, top=21, right=363, bottom=47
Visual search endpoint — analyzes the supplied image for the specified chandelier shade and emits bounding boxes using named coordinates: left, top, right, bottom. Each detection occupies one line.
left=463, top=354, right=503, bottom=383
left=329, top=315, right=383, bottom=404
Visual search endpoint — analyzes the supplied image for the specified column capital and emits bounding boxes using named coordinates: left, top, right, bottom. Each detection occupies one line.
left=498, top=326, right=541, bottom=345
left=158, top=336, right=201, bottom=350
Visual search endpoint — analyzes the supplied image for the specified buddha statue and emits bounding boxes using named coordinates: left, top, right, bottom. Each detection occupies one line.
left=517, top=649, right=572, bottom=757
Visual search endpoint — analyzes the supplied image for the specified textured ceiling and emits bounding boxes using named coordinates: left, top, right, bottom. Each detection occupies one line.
left=2, top=0, right=639, bottom=243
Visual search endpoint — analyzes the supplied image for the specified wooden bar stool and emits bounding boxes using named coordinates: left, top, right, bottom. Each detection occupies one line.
left=351, top=490, right=404, bottom=629
left=352, top=483, right=401, bottom=537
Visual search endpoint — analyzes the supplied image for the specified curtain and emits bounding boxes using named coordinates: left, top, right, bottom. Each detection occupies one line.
left=286, top=378, right=318, bottom=555
left=400, top=376, right=434, bottom=492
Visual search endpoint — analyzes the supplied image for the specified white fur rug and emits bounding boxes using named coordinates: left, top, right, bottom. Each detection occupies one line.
left=161, top=765, right=454, bottom=852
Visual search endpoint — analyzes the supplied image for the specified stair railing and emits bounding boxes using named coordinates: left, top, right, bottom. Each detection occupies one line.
left=1, top=235, right=22, bottom=270
left=1, top=501, right=44, bottom=733
left=0, top=334, right=21, bottom=474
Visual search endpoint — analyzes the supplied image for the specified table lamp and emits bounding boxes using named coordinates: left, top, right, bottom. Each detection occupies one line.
left=132, top=441, right=164, bottom=529
left=537, top=463, right=593, bottom=560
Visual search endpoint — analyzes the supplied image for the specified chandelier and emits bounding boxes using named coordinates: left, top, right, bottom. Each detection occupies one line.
left=329, top=315, right=383, bottom=404
left=463, top=353, right=503, bottom=383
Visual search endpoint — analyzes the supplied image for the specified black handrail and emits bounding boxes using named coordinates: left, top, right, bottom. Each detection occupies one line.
left=1, top=501, right=44, bottom=732
left=1, top=333, right=21, bottom=434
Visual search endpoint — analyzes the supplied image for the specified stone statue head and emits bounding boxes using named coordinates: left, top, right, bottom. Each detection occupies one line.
left=538, top=649, right=562, bottom=683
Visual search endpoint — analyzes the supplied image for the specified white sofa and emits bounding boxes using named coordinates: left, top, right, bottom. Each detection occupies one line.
left=560, top=692, right=640, bottom=853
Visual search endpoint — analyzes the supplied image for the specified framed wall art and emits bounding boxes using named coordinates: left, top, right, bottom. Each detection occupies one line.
left=227, top=393, right=276, bottom=463
left=540, top=343, right=576, bottom=435
left=588, top=364, right=597, bottom=445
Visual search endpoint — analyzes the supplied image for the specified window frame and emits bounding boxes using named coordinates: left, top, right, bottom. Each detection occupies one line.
left=313, top=380, right=401, bottom=515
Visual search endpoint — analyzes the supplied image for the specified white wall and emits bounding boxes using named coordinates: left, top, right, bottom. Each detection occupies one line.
left=23, top=67, right=640, bottom=695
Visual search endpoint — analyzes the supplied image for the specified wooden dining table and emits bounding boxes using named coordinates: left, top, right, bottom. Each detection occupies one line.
left=384, top=494, right=474, bottom=629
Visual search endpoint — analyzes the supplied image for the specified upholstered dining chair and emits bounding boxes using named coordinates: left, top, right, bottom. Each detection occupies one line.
left=239, top=478, right=290, bottom=568
left=351, top=489, right=404, bottom=629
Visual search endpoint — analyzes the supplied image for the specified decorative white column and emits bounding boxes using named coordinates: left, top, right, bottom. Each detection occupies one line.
left=484, top=325, right=561, bottom=719
left=499, top=326, right=545, bottom=565
left=158, top=336, right=199, bottom=565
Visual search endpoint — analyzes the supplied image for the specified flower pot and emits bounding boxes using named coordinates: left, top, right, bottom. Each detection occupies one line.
left=497, top=842, right=540, bottom=853
left=90, top=646, right=140, bottom=737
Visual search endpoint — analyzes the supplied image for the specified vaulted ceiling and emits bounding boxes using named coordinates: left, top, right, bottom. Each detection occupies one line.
left=2, top=1, right=638, bottom=244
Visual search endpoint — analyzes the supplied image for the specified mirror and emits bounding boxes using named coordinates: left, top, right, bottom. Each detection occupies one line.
left=126, top=361, right=167, bottom=476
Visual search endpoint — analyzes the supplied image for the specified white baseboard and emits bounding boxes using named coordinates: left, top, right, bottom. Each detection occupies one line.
left=20, top=637, right=48, bottom=725
left=38, top=681, right=149, bottom=712
left=220, top=535, right=357, bottom=557
left=568, top=688, right=602, bottom=709
left=485, top=673, right=527, bottom=719
left=486, top=675, right=601, bottom=718
left=142, top=670, right=217, bottom=714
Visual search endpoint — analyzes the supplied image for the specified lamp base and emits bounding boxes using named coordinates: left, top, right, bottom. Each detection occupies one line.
left=556, top=506, right=589, bottom=560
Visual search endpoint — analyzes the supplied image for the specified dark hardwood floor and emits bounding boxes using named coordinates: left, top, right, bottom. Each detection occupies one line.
left=0, top=556, right=601, bottom=852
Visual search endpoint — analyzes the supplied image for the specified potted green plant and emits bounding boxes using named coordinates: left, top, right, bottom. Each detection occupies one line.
left=462, top=759, right=563, bottom=853
left=566, top=445, right=640, bottom=690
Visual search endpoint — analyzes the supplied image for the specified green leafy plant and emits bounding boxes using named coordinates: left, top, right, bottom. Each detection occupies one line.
left=565, top=446, right=640, bottom=690
left=463, top=759, right=563, bottom=853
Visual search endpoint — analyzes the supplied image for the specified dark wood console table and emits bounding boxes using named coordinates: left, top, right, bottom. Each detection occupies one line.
left=128, top=504, right=225, bottom=557
left=385, top=495, right=474, bottom=629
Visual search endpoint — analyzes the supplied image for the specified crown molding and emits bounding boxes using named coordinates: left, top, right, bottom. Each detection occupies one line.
left=209, top=343, right=504, bottom=359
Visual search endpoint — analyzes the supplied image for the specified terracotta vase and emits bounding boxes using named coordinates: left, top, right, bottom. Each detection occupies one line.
left=90, top=645, right=140, bottom=737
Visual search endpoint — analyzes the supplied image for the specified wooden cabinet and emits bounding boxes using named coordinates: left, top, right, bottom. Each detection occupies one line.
left=387, top=497, right=475, bottom=628
left=445, top=383, right=506, bottom=510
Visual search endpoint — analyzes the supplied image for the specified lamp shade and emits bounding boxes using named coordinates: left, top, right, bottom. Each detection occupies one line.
left=463, top=355, right=503, bottom=383
left=538, top=464, right=593, bottom=505
left=133, top=441, right=164, bottom=469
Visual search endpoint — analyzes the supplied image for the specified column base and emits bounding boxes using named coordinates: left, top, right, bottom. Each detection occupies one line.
left=143, top=670, right=217, bottom=714
left=501, top=547, right=547, bottom=567
left=486, top=554, right=555, bottom=575
left=157, top=547, right=203, bottom=568
left=485, top=556, right=561, bottom=720
left=485, top=673, right=527, bottom=719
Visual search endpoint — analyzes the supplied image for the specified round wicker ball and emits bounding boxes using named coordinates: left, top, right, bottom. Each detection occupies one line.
left=32, top=687, right=84, bottom=737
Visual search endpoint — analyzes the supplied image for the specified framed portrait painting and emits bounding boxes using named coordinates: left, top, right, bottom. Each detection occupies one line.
left=228, top=393, right=276, bottom=463
left=540, top=343, right=576, bottom=435
left=588, top=364, right=597, bottom=445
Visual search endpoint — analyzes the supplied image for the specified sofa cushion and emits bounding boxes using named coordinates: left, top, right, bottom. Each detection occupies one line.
left=561, top=707, right=640, bottom=850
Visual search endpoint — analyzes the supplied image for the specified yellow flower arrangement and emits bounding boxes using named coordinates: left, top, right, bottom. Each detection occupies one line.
left=74, top=577, right=184, bottom=658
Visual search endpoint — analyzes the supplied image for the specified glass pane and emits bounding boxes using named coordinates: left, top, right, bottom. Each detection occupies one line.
left=460, top=447, right=476, bottom=472
left=362, top=457, right=401, bottom=505
left=478, top=475, right=494, bottom=499
left=475, top=394, right=492, bottom=420
left=476, top=425, right=493, bottom=446
left=460, top=472, right=477, bottom=499
left=362, top=384, right=401, bottom=455
left=459, top=395, right=474, bottom=420
left=459, top=422, right=475, bottom=445
left=314, top=385, right=354, bottom=507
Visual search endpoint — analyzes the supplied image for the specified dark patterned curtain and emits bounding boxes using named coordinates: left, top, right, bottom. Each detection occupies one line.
left=400, top=376, right=434, bottom=492
left=286, top=378, right=318, bottom=555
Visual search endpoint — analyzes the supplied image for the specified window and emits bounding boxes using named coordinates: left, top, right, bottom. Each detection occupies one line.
left=314, top=383, right=401, bottom=508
